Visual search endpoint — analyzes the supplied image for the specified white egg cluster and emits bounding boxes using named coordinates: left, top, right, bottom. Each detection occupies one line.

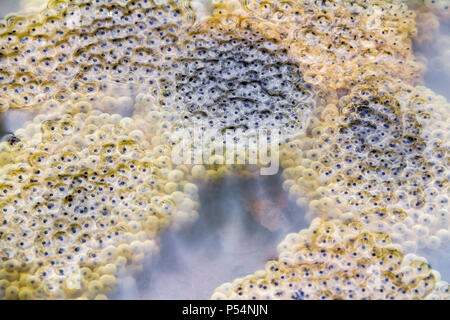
left=280, top=78, right=450, bottom=253
left=212, top=218, right=450, bottom=300
left=0, top=98, right=199, bottom=299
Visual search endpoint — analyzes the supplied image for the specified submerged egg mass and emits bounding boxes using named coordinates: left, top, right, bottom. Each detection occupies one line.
left=219, top=0, right=425, bottom=93
left=0, top=0, right=448, bottom=301
left=212, top=218, right=450, bottom=300
left=166, top=25, right=315, bottom=136
left=0, top=0, right=196, bottom=110
left=0, top=101, right=199, bottom=299
left=280, top=79, right=450, bottom=253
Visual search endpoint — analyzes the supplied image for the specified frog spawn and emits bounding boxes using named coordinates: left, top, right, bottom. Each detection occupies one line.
left=112, top=10, right=319, bottom=180
left=0, top=0, right=319, bottom=299
left=0, top=0, right=196, bottom=110
left=164, top=24, right=316, bottom=138
left=210, top=0, right=425, bottom=97
left=0, top=0, right=449, bottom=300
left=212, top=218, right=450, bottom=300
left=279, top=78, right=450, bottom=253
left=0, top=100, right=199, bottom=299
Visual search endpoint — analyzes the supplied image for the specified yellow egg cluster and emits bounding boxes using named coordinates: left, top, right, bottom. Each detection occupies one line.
left=0, top=0, right=427, bottom=111
left=126, top=10, right=319, bottom=180
left=0, top=0, right=195, bottom=111
left=211, top=0, right=424, bottom=95
left=280, top=78, right=450, bottom=253
left=0, top=99, right=199, bottom=299
left=212, top=218, right=450, bottom=300
left=0, top=0, right=449, bottom=301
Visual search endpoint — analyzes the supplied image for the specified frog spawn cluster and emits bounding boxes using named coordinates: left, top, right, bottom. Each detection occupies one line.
left=212, top=218, right=450, bottom=300
left=0, top=0, right=429, bottom=110
left=164, top=23, right=315, bottom=138
left=210, top=1, right=450, bottom=299
left=0, top=0, right=196, bottom=110
left=212, top=0, right=425, bottom=96
left=2, top=0, right=319, bottom=140
left=0, top=100, right=199, bottom=299
left=0, top=0, right=448, bottom=300
left=157, top=15, right=318, bottom=178
left=277, top=79, right=450, bottom=254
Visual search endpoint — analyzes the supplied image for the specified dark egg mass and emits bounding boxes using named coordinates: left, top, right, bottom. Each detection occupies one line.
left=166, top=30, right=315, bottom=136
